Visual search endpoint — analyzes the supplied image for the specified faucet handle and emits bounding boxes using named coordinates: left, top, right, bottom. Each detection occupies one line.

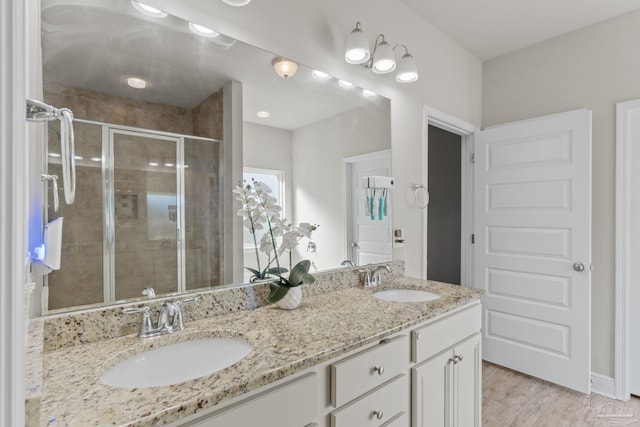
left=142, top=287, right=156, bottom=299
left=122, top=306, right=154, bottom=338
left=171, top=296, right=201, bottom=331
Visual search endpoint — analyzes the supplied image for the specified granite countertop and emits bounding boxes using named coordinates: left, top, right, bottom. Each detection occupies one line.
left=40, top=277, right=482, bottom=426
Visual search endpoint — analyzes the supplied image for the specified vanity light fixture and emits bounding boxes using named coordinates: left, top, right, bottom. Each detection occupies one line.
left=344, top=22, right=419, bottom=83
left=189, top=22, right=220, bottom=37
left=221, top=0, right=252, bottom=6
left=272, top=57, right=298, bottom=79
left=127, top=77, right=147, bottom=89
left=256, top=111, right=270, bottom=118
left=131, top=0, right=167, bottom=18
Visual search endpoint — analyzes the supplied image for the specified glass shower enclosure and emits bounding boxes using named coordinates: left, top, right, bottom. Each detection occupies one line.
left=46, top=120, right=223, bottom=311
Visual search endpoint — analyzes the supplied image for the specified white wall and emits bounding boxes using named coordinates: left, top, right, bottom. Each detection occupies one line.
left=482, top=9, right=640, bottom=378
left=292, top=105, right=391, bottom=270
left=148, top=0, right=482, bottom=279
left=243, top=122, right=294, bottom=221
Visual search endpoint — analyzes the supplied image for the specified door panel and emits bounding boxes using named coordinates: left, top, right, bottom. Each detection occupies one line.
left=475, top=109, right=591, bottom=393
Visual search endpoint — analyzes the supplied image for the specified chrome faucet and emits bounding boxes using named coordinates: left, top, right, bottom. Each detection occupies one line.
left=123, top=296, right=199, bottom=339
left=359, top=265, right=391, bottom=288
left=341, top=260, right=355, bottom=267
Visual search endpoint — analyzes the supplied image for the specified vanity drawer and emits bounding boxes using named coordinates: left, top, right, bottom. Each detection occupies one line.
left=412, top=303, right=481, bottom=363
left=331, top=334, right=409, bottom=407
left=331, top=374, right=408, bottom=427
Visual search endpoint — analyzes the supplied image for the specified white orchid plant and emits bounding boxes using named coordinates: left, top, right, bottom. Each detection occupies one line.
left=234, top=180, right=318, bottom=303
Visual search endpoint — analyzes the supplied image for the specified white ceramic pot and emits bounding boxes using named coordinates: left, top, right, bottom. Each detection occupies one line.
left=276, top=286, right=302, bottom=310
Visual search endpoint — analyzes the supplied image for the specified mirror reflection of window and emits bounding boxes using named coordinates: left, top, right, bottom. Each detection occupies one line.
left=242, top=168, right=284, bottom=280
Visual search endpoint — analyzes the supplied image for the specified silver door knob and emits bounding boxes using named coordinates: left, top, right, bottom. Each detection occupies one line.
left=351, top=242, right=359, bottom=248
left=373, top=410, right=384, bottom=420
left=573, top=262, right=585, bottom=272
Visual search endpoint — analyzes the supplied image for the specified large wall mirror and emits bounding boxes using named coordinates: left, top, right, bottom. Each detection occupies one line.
left=41, top=0, right=391, bottom=312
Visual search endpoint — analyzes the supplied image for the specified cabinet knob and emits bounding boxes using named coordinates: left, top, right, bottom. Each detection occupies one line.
left=452, top=354, right=463, bottom=364
left=373, top=365, right=385, bottom=375
left=373, top=410, right=384, bottom=420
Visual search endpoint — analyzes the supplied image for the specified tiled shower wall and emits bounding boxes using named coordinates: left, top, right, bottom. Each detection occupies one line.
left=44, top=83, right=224, bottom=310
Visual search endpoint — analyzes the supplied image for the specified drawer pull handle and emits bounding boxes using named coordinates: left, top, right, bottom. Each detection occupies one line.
left=452, top=354, right=464, bottom=364
left=373, top=410, right=384, bottom=420
left=373, top=366, right=385, bottom=375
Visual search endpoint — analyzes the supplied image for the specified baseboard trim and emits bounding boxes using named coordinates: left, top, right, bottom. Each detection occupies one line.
left=591, top=372, right=616, bottom=398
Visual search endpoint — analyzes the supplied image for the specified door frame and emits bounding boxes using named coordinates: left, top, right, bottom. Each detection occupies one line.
left=343, top=149, right=392, bottom=264
left=615, top=98, right=640, bottom=400
left=422, top=106, right=477, bottom=286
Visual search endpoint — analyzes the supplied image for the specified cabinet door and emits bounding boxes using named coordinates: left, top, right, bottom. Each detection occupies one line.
left=453, top=334, right=481, bottom=427
left=412, top=350, right=453, bottom=427
left=183, top=373, right=317, bottom=427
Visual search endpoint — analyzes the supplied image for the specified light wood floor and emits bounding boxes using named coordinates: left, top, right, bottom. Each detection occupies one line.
left=483, top=362, right=640, bottom=426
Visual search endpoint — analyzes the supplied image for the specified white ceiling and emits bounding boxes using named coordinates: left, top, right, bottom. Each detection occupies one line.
left=399, top=0, right=640, bottom=60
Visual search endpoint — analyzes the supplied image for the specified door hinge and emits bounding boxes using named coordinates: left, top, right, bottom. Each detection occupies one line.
left=471, top=234, right=475, bottom=244
left=470, top=153, right=475, bottom=163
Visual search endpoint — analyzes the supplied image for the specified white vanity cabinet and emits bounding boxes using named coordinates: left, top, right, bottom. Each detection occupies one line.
left=411, top=304, right=482, bottom=427
left=173, top=301, right=481, bottom=427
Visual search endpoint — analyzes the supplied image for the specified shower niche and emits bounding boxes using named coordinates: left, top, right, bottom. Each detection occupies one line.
left=46, top=120, right=224, bottom=311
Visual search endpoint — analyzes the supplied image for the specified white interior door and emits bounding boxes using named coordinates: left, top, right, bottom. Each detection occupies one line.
left=346, top=151, right=392, bottom=266
left=475, top=109, right=592, bottom=393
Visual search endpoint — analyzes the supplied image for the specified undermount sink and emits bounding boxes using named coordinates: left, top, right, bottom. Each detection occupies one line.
left=100, top=338, right=252, bottom=388
left=373, top=289, right=441, bottom=303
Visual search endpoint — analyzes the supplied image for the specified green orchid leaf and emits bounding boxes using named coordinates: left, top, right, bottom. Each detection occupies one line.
left=267, top=282, right=290, bottom=303
left=288, top=260, right=311, bottom=286
left=303, top=273, right=315, bottom=284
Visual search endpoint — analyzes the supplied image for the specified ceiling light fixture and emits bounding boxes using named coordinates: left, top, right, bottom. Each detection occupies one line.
left=131, top=0, right=168, bottom=18
left=188, top=22, right=219, bottom=37
left=338, top=80, right=354, bottom=89
left=344, top=22, right=418, bottom=83
left=312, top=70, right=332, bottom=80
left=272, top=57, right=298, bottom=79
left=221, top=0, right=252, bottom=6
left=127, top=77, right=147, bottom=89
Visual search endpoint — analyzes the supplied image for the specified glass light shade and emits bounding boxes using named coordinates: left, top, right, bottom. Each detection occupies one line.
left=345, top=24, right=370, bottom=64
left=372, top=40, right=396, bottom=74
left=127, top=77, right=147, bottom=89
left=272, top=57, right=298, bottom=79
left=395, top=52, right=419, bottom=83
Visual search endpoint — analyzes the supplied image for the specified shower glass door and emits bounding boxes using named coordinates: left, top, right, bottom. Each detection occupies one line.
left=109, top=129, right=181, bottom=301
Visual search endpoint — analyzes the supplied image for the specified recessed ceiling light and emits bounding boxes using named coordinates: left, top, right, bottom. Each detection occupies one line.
left=164, top=162, right=174, bottom=167
left=221, top=0, right=252, bottom=6
left=257, top=111, right=270, bottom=118
left=90, top=157, right=102, bottom=162
left=127, top=77, right=147, bottom=89
left=188, top=22, right=219, bottom=37
left=338, top=80, right=354, bottom=89
left=48, top=152, right=61, bottom=158
left=312, top=70, right=332, bottom=80
left=131, top=0, right=167, bottom=18
left=148, top=161, right=159, bottom=167
left=74, top=155, right=83, bottom=160
left=362, top=89, right=376, bottom=97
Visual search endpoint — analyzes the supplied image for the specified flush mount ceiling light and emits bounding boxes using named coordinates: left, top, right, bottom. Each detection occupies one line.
left=338, top=80, right=355, bottom=89
left=189, top=22, right=219, bottom=37
left=127, top=77, right=147, bottom=89
left=221, top=0, right=252, bottom=6
left=312, top=70, right=332, bottom=80
left=272, top=57, right=298, bottom=79
left=344, top=21, right=418, bottom=83
left=131, top=0, right=167, bottom=18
